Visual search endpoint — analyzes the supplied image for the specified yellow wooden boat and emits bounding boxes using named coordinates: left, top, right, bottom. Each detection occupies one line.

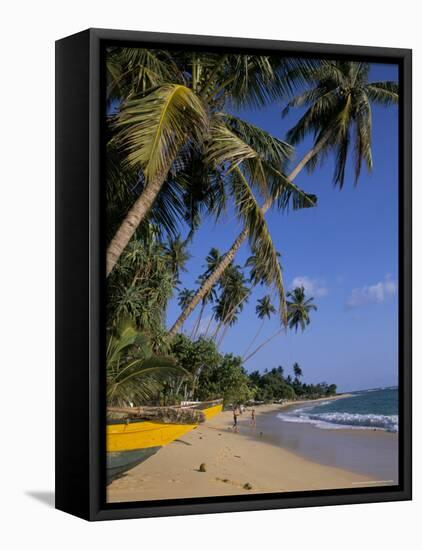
left=107, top=399, right=223, bottom=482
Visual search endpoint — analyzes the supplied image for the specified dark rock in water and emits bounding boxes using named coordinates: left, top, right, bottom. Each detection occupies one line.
left=243, top=482, right=253, bottom=490
left=199, top=463, right=207, bottom=472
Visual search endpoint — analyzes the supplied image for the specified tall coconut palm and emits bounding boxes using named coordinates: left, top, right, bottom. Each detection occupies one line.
left=192, top=248, right=223, bottom=338
left=169, top=61, right=398, bottom=337
left=163, top=235, right=191, bottom=285
left=283, top=60, right=398, bottom=187
left=287, top=286, right=317, bottom=332
left=242, top=286, right=316, bottom=364
left=293, top=362, right=303, bottom=380
left=177, top=288, right=195, bottom=333
left=191, top=274, right=218, bottom=339
left=212, top=265, right=250, bottom=346
left=178, top=288, right=195, bottom=310
left=106, top=52, right=315, bottom=275
left=242, top=295, right=276, bottom=359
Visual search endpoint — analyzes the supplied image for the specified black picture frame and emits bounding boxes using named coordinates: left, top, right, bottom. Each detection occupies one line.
left=55, top=28, right=412, bottom=521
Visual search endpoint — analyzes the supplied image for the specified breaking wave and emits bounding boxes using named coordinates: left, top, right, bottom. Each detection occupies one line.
left=277, top=411, right=398, bottom=432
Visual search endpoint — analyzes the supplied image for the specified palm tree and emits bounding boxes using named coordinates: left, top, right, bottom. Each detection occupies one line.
left=287, top=286, right=317, bottom=332
left=191, top=275, right=218, bottom=339
left=177, top=288, right=195, bottom=310
left=293, top=362, right=303, bottom=380
left=177, top=288, right=195, bottom=333
left=170, top=61, right=398, bottom=337
left=242, top=286, right=316, bottom=364
left=106, top=52, right=314, bottom=276
left=190, top=248, right=223, bottom=339
left=163, top=235, right=191, bottom=285
left=242, top=295, right=276, bottom=359
left=283, top=60, right=398, bottom=187
left=212, top=265, right=250, bottom=346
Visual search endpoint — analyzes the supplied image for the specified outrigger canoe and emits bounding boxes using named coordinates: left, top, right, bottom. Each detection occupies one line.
left=107, top=399, right=223, bottom=482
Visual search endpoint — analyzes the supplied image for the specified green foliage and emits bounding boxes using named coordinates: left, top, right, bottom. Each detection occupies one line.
left=287, top=286, right=317, bottom=332
left=108, top=51, right=315, bottom=321
left=248, top=364, right=337, bottom=402
left=213, top=263, right=250, bottom=332
left=198, top=354, right=255, bottom=405
left=251, top=367, right=296, bottom=402
left=283, top=61, right=399, bottom=187
left=106, top=318, right=183, bottom=406
left=107, top=237, right=175, bottom=344
left=170, top=334, right=254, bottom=405
left=170, top=334, right=221, bottom=398
left=115, top=84, right=209, bottom=183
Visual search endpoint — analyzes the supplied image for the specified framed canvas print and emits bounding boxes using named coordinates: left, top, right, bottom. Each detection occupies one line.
left=55, top=28, right=412, bottom=521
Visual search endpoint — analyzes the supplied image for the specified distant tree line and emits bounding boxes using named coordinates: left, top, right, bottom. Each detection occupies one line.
left=248, top=364, right=337, bottom=403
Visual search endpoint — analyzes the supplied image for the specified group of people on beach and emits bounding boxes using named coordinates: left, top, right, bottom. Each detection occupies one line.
left=232, top=405, right=256, bottom=432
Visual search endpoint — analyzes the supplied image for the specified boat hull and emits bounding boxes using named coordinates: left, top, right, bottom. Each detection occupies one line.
left=107, top=402, right=222, bottom=482
left=107, top=447, right=161, bottom=482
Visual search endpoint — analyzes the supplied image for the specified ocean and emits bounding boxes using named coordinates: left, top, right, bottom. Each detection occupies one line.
left=277, top=387, right=398, bottom=432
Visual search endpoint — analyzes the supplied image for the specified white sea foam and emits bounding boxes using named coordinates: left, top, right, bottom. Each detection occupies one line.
left=277, top=411, right=398, bottom=432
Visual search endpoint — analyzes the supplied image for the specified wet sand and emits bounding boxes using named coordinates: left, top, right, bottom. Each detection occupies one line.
left=258, top=407, right=398, bottom=482
left=107, top=397, right=397, bottom=503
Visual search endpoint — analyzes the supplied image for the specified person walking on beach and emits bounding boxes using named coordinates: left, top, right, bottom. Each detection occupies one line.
left=232, top=406, right=239, bottom=432
left=251, top=408, right=256, bottom=428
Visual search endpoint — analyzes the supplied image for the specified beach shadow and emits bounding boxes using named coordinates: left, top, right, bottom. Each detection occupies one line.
left=26, top=490, right=55, bottom=508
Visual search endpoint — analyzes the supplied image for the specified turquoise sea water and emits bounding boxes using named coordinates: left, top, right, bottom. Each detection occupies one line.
left=277, top=387, right=398, bottom=432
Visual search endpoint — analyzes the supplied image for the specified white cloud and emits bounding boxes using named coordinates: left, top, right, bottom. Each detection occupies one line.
left=347, top=275, right=397, bottom=308
left=290, top=276, right=328, bottom=298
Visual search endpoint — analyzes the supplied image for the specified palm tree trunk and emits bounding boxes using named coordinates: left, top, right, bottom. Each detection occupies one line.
left=242, top=328, right=284, bottom=364
left=191, top=302, right=205, bottom=339
left=106, top=169, right=167, bottom=276
left=168, top=228, right=248, bottom=338
left=204, top=314, right=214, bottom=338
left=212, top=291, right=250, bottom=342
left=168, top=133, right=330, bottom=337
left=242, top=319, right=265, bottom=359
left=212, top=320, right=224, bottom=341
left=217, top=322, right=231, bottom=348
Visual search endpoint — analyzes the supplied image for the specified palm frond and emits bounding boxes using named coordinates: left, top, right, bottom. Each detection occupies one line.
left=115, top=84, right=209, bottom=183
left=230, top=166, right=287, bottom=324
left=223, top=113, right=293, bottom=166
left=206, top=117, right=259, bottom=172
left=365, top=82, right=399, bottom=105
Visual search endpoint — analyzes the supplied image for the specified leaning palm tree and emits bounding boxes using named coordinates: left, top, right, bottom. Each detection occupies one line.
left=242, top=286, right=316, bottom=364
left=242, top=295, right=276, bottom=359
left=169, top=60, right=398, bottom=337
left=106, top=52, right=315, bottom=276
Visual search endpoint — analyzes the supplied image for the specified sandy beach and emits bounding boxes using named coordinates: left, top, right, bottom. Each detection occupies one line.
left=107, top=396, right=396, bottom=503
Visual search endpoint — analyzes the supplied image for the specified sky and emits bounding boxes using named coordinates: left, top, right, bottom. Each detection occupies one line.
left=165, top=62, right=399, bottom=393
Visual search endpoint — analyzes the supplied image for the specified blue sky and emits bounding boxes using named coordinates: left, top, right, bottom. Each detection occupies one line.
left=165, top=62, right=399, bottom=393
